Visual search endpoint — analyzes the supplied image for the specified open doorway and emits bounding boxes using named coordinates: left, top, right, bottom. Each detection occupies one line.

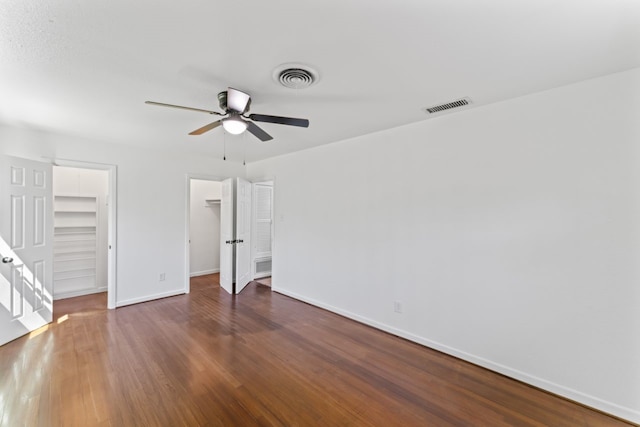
left=185, top=176, right=275, bottom=294
left=188, top=179, right=222, bottom=279
left=185, top=175, right=224, bottom=294
left=51, top=162, right=117, bottom=309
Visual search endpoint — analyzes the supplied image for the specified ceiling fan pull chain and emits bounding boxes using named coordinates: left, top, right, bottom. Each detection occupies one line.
left=243, top=132, right=247, bottom=166
left=223, top=130, right=227, bottom=161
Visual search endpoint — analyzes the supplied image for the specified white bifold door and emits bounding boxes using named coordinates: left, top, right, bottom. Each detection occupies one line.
left=219, top=178, right=234, bottom=294
left=0, top=155, right=53, bottom=346
left=219, top=177, right=252, bottom=295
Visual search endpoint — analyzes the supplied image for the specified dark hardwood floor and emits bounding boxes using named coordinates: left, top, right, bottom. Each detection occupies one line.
left=0, top=274, right=632, bottom=426
left=255, top=276, right=271, bottom=287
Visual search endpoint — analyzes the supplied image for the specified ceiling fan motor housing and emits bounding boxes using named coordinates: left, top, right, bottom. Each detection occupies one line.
left=218, top=91, right=252, bottom=113
left=217, top=91, right=227, bottom=111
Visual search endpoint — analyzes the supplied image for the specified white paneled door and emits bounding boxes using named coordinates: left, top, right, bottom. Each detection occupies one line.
left=0, top=155, right=53, bottom=346
left=234, top=178, right=252, bottom=294
left=219, top=178, right=234, bottom=294
left=218, top=177, right=252, bottom=295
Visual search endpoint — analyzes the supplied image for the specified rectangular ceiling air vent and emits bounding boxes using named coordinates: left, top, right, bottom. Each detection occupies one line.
left=424, top=97, right=472, bottom=115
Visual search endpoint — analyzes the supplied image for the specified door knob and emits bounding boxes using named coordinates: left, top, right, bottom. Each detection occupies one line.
left=2, top=257, right=13, bottom=264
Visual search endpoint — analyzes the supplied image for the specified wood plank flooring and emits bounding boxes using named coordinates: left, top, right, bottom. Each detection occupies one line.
left=255, top=276, right=271, bottom=287
left=0, top=274, right=632, bottom=426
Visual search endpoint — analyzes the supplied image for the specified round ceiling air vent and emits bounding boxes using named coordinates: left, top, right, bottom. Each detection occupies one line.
left=273, top=64, right=319, bottom=89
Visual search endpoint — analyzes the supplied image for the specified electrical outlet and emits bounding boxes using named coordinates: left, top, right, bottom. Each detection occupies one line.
left=159, top=273, right=166, bottom=281
left=394, top=301, right=402, bottom=313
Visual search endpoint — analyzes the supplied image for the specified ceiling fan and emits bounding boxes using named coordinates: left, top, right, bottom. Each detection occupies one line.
left=145, top=87, right=309, bottom=142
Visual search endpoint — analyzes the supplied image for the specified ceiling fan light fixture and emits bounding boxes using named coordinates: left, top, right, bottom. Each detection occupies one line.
left=222, top=116, right=248, bottom=135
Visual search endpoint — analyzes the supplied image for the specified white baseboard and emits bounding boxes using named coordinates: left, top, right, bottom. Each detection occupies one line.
left=273, top=286, right=640, bottom=425
left=54, top=286, right=108, bottom=300
left=116, top=289, right=185, bottom=307
left=190, top=268, right=220, bottom=277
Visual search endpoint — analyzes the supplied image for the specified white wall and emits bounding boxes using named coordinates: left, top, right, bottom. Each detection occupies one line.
left=0, top=129, right=244, bottom=307
left=53, top=166, right=109, bottom=296
left=247, top=68, right=640, bottom=423
left=189, top=179, right=221, bottom=276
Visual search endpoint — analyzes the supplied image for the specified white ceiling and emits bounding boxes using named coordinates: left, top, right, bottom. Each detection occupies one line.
left=1, top=0, right=639, bottom=163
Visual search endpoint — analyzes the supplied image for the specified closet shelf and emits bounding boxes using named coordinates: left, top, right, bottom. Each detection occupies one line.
left=54, top=267, right=96, bottom=274
left=54, top=255, right=96, bottom=262
left=54, top=238, right=96, bottom=243
left=54, top=273, right=96, bottom=280
left=55, top=195, right=96, bottom=199
left=55, top=231, right=97, bottom=235
left=53, top=248, right=97, bottom=255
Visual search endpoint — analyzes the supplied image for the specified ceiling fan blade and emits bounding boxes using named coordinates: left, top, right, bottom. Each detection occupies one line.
left=248, top=114, right=309, bottom=128
left=227, top=87, right=251, bottom=113
left=189, top=120, right=222, bottom=135
left=145, top=101, right=222, bottom=115
left=246, top=122, right=273, bottom=142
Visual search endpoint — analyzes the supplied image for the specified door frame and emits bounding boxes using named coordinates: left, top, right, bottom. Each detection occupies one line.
left=184, top=173, right=226, bottom=294
left=49, top=159, right=118, bottom=309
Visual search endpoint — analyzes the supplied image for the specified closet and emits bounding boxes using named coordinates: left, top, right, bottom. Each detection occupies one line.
left=52, top=167, right=108, bottom=299
left=189, top=179, right=222, bottom=277
left=54, top=195, right=98, bottom=295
